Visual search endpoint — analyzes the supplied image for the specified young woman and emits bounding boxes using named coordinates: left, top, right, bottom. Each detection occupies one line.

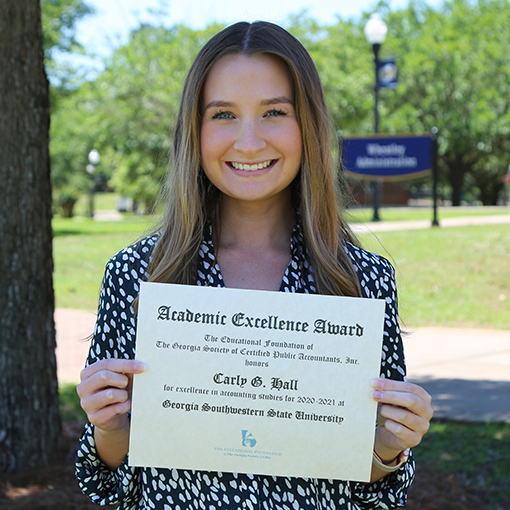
left=76, top=21, right=433, bottom=509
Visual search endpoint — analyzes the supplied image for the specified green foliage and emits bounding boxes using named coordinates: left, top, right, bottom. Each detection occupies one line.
left=41, top=0, right=95, bottom=93
left=292, top=0, right=510, bottom=205
left=287, top=12, right=374, bottom=134
left=470, top=134, right=510, bottom=204
left=48, top=1, right=510, bottom=215
left=53, top=23, right=223, bottom=211
left=41, top=0, right=93, bottom=55
left=49, top=82, right=98, bottom=217
left=381, top=0, right=510, bottom=204
left=41, top=0, right=98, bottom=215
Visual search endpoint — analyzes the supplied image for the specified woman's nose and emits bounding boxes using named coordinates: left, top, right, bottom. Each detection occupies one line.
left=233, top=120, right=266, bottom=154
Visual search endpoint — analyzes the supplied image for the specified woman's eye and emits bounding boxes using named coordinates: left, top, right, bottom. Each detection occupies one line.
left=211, top=111, right=234, bottom=120
left=265, top=109, right=287, bottom=118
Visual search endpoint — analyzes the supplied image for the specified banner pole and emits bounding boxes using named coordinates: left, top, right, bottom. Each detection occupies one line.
left=431, top=127, right=440, bottom=227
left=371, top=43, right=382, bottom=222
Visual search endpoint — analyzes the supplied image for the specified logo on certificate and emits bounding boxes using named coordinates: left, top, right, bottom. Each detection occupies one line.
left=242, top=430, right=257, bottom=448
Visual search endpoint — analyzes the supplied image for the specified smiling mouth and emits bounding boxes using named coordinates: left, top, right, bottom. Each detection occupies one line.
left=229, top=160, right=275, bottom=171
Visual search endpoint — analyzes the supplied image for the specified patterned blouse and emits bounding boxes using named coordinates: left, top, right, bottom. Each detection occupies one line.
left=76, top=223, right=415, bottom=509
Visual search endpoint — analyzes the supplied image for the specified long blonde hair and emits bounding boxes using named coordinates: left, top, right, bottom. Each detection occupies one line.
left=148, top=21, right=361, bottom=297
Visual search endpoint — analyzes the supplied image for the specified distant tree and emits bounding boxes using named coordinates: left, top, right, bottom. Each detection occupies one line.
left=41, top=0, right=94, bottom=95
left=291, top=0, right=510, bottom=205
left=288, top=12, right=374, bottom=135
left=470, top=134, right=510, bottom=205
left=0, top=1, right=60, bottom=471
left=84, top=23, right=222, bottom=212
left=50, top=82, right=97, bottom=217
left=49, top=1, right=510, bottom=210
left=41, top=0, right=95, bottom=216
left=381, top=0, right=510, bottom=205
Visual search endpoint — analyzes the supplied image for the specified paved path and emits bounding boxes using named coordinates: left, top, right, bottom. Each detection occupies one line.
left=351, top=212, right=510, bottom=234
left=402, top=327, right=510, bottom=423
left=55, top=308, right=97, bottom=385
left=55, top=309, right=510, bottom=423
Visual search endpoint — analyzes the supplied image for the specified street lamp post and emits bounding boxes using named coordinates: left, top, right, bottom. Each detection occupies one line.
left=505, top=164, right=510, bottom=205
left=86, top=149, right=100, bottom=219
left=364, top=13, right=388, bottom=222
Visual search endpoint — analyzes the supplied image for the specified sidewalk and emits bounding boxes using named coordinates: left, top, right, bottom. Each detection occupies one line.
left=402, top=327, right=510, bottom=423
left=351, top=212, right=510, bottom=234
left=55, top=309, right=510, bottom=423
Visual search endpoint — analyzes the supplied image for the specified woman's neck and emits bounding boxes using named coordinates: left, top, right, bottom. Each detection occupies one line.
left=214, top=195, right=296, bottom=251
left=211, top=194, right=296, bottom=291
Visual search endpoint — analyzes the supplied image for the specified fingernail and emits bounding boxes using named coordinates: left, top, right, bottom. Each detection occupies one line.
left=372, top=390, right=384, bottom=400
left=134, top=362, right=146, bottom=371
left=370, top=378, right=384, bottom=389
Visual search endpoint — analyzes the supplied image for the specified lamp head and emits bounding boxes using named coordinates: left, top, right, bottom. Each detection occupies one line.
left=364, top=13, right=388, bottom=45
left=88, top=149, right=100, bottom=165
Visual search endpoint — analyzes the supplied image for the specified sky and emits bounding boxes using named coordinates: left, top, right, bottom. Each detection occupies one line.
left=75, top=0, right=443, bottom=61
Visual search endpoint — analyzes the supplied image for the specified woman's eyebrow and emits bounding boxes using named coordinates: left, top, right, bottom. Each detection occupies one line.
left=260, top=96, right=294, bottom=106
left=203, top=96, right=294, bottom=111
left=203, top=100, right=234, bottom=111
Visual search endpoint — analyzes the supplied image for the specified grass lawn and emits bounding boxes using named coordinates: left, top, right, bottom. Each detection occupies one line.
left=53, top=212, right=510, bottom=329
left=359, top=224, right=510, bottom=329
left=53, top=215, right=154, bottom=310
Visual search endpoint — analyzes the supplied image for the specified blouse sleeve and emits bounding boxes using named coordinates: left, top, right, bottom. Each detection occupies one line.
left=346, top=245, right=416, bottom=508
left=75, top=422, right=142, bottom=506
left=75, top=240, right=154, bottom=506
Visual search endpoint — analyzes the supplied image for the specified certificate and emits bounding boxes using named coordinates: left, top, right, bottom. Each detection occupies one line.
left=129, top=282, right=385, bottom=482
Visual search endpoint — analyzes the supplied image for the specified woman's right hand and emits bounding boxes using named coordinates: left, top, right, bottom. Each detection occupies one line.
left=77, top=359, right=146, bottom=433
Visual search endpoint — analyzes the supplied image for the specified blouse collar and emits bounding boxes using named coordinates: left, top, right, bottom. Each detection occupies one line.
left=198, top=220, right=315, bottom=293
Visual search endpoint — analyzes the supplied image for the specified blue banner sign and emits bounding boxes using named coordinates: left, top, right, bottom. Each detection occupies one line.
left=341, top=134, right=432, bottom=181
left=377, top=57, right=398, bottom=89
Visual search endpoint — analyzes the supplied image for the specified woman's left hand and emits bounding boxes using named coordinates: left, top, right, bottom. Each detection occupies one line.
left=371, top=377, right=433, bottom=460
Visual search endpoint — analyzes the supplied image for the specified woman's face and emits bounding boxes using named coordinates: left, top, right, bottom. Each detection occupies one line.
left=200, top=53, right=302, bottom=207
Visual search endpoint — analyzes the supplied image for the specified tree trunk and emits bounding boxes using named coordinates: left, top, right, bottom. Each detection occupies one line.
left=479, top=182, right=503, bottom=206
left=446, top=161, right=466, bottom=207
left=0, top=1, right=60, bottom=472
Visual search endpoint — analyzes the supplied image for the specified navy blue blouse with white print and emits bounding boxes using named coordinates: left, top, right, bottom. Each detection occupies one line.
left=76, top=223, right=415, bottom=509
